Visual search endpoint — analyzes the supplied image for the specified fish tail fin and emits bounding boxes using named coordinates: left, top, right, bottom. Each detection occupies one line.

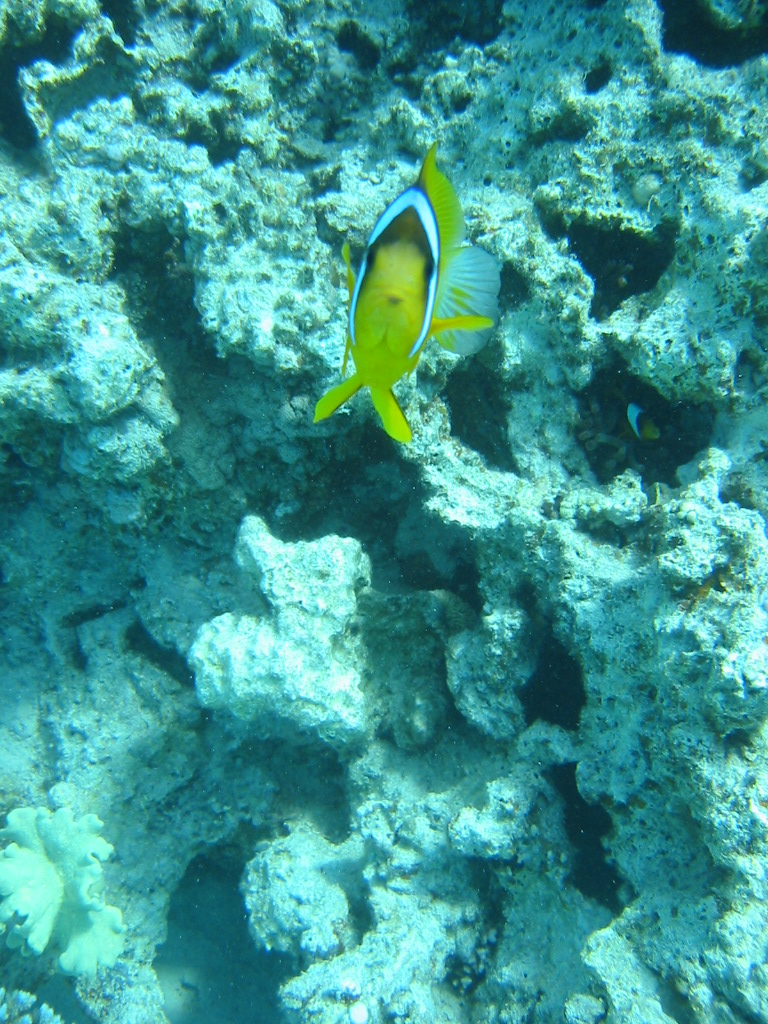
left=313, top=372, right=363, bottom=424
left=370, top=387, right=412, bottom=443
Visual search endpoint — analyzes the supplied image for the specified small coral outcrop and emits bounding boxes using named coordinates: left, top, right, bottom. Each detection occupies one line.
left=0, top=806, right=125, bottom=975
left=0, top=986, right=65, bottom=1024
left=189, top=515, right=371, bottom=749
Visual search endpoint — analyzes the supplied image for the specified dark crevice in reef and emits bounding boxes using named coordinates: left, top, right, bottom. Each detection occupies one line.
left=723, top=727, right=752, bottom=755
left=276, top=439, right=484, bottom=614
left=154, top=850, right=291, bottom=1021
left=110, top=222, right=199, bottom=346
left=179, top=109, right=245, bottom=166
left=657, top=979, right=699, bottom=1024
left=100, top=0, right=140, bottom=47
left=658, top=0, right=768, bottom=67
left=0, top=14, right=76, bottom=150
left=264, top=741, right=354, bottom=843
left=125, top=618, right=195, bottom=688
left=444, top=859, right=505, bottom=995
left=187, top=13, right=239, bottom=79
left=529, top=106, right=592, bottom=146
left=445, top=358, right=520, bottom=474
left=405, top=0, right=504, bottom=49
left=568, top=218, right=678, bottom=321
left=443, top=261, right=530, bottom=474
left=584, top=59, right=612, bottom=93
left=548, top=762, right=623, bottom=912
left=536, top=200, right=568, bottom=242
left=576, top=362, right=716, bottom=488
left=521, top=631, right=586, bottom=731
left=500, top=260, right=532, bottom=310
left=61, top=598, right=129, bottom=628
left=398, top=543, right=483, bottom=615
left=337, top=20, right=381, bottom=70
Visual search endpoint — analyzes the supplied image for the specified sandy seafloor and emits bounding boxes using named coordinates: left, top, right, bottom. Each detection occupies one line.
left=2, top=0, right=768, bottom=1022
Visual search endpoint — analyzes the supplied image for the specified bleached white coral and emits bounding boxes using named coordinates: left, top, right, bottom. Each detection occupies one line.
left=0, top=806, right=124, bottom=975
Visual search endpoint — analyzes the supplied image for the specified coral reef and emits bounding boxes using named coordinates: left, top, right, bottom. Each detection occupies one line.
left=0, top=807, right=124, bottom=976
left=0, top=0, right=767, bottom=1022
left=0, top=986, right=64, bottom=1024
left=190, top=516, right=371, bottom=748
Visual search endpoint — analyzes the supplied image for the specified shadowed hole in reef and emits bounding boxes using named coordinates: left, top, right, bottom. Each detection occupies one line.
left=568, top=218, right=677, bottom=321
left=405, top=0, right=503, bottom=49
left=657, top=981, right=698, bottom=1024
left=0, top=14, right=76, bottom=149
left=576, top=362, right=716, bottom=487
left=520, top=631, right=585, bottom=731
left=658, top=0, right=768, bottom=67
left=100, top=0, right=139, bottom=46
left=125, top=618, right=195, bottom=688
left=442, top=260, right=529, bottom=472
left=110, top=222, right=198, bottom=334
left=178, top=108, right=245, bottom=166
left=337, top=19, right=381, bottom=69
left=500, top=260, right=532, bottom=310
left=443, top=859, right=505, bottom=996
left=444, top=358, right=519, bottom=473
left=154, top=851, right=290, bottom=1024
left=724, top=728, right=752, bottom=755
left=276, top=428, right=484, bottom=613
left=548, top=763, right=622, bottom=912
left=258, top=739, right=354, bottom=843
left=584, top=59, right=612, bottom=93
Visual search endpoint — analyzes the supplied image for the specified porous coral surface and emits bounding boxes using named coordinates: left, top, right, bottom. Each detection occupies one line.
left=1, top=1, right=768, bottom=1022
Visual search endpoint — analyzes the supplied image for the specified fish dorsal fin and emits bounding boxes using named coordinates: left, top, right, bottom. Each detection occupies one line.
left=418, top=143, right=466, bottom=254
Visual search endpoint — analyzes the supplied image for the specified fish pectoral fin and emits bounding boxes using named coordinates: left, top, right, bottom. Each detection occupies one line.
left=430, top=314, right=495, bottom=335
left=370, top=387, right=412, bottom=443
left=432, top=245, right=501, bottom=354
left=313, top=373, right=362, bottom=424
left=342, top=242, right=357, bottom=299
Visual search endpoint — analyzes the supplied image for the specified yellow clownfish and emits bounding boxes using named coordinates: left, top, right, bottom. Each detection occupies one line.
left=313, top=144, right=500, bottom=443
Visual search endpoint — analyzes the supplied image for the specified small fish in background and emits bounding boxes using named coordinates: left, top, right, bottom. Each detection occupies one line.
left=626, top=402, right=660, bottom=441
left=314, top=144, right=500, bottom=442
